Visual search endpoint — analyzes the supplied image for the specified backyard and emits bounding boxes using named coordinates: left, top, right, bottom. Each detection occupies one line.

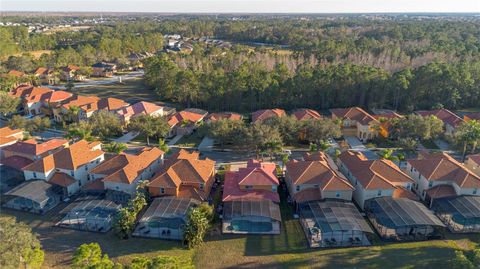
left=2, top=192, right=479, bottom=269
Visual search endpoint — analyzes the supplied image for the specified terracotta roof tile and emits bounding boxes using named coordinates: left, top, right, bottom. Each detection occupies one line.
left=90, top=147, right=163, bottom=184
left=392, top=186, right=419, bottom=200
left=23, top=154, right=55, bottom=173
left=8, top=70, right=25, bottom=77
left=40, top=90, right=73, bottom=103
left=222, top=170, right=280, bottom=202
left=97, top=97, right=129, bottom=111
left=293, top=188, right=322, bottom=203
left=468, top=154, right=480, bottom=165
left=0, top=127, right=23, bottom=138
left=465, top=112, right=480, bottom=121
left=425, top=184, right=457, bottom=199
left=330, top=107, right=379, bottom=125
left=49, top=172, right=76, bottom=187
left=3, top=138, right=68, bottom=157
left=416, top=109, right=464, bottom=128
left=0, top=155, right=33, bottom=170
left=206, top=112, right=242, bottom=121
left=408, top=152, right=480, bottom=188
left=339, top=151, right=414, bottom=190
left=251, top=109, right=286, bottom=123
left=292, top=109, right=322, bottom=121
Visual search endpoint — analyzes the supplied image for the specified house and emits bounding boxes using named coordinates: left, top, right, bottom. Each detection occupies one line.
left=88, top=147, right=164, bottom=203
left=34, top=67, right=55, bottom=85
left=22, top=140, right=105, bottom=196
left=373, top=112, right=404, bottom=138
left=465, top=154, right=480, bottom=176
left=167, top=108, right=208, bottom=136
left=0, top=127, right=24, bottom=150
left=54, top=95, right=100, bottom=122
left=97, top=97, right=129, bottom=112
left=464, top=112, right=480, bottom=122
left=330, top=107, right=380, bottom=142
left=9, top=86, right=53, bottom=116
left=405, top=151, right=480, bottom=205
left=7, top=69, right=26, bottom=78
left=61, top=65, right=85, bottom=81
left=292, top=109, right=322, bottom=121
left=116, top=101, right=165, bottom=124
left=91, top=62, right=116, bottom=77
left=205, top=112, right=243, bottom=122
left=337, top=150, right=416, bottom=209
left=148, top=150, right=215, bottom=201
left=285, top=152, right=354, bottom=204
left=251, top=108, right=286, bottom=123
left=415, top=109, right=464, bottom=136
left=39, top=90, right=74, bottom=116
left=223, top=160, right=280, bottom=203
left=2, top=138, right=68, bottom=161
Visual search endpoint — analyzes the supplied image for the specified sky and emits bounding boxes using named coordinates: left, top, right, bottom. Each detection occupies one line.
left=1, top=0, right=479, bottom=13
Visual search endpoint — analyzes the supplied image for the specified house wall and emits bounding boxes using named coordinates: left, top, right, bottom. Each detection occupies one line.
left=405, top=162, right=459, bottom=200
left=149, top=186, right=177, bottom=197
left=322, top=190, right=353, bottom=201
left=239, top=184, right=277, bottom=192
left=24, top=169, right=55, bottom=181
left=57, top=155, right=104, bottom=188
left=25, top=102, right=43, bottom=116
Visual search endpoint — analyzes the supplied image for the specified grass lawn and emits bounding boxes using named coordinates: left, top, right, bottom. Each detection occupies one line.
left=175, top=132, right=204, bottom=148
left=2, top=187, right=479, bottom=268
left=70, top=78, right=162, bottom=104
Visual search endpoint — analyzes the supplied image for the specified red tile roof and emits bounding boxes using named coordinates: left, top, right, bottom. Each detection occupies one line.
left=465, top=112, right=480, bottom=121
left=293, top=188, right=323, bottom=204
left=34, top=67, right=50, bottom=76
left=8, top=70, right=25, bottom=77
left=23, top=140, right=104, bottom=172
left=392, top=186, right=419, bottom=200
left=40, top=90, right=73, bottom=103
left=222, top=170, right=280, bottom=203
left=425, top=184, right=456, bottom=199
left=168, top=110, right=207, bottom=126
left=0, top=155, right=33, bottom=170
left=416, top=109, right=464, bottom=128
left=373, top=112, right=404, bottom=120
left=63, top=65, right=80, bottom=72
left=206, top=112, right=243, bottom=121
left=339, top=151, right=414, bottom=190
left=408, top=152, right=480, bottom=188
left=0, top=127, right=23, bottom=138
left=97, top=98, right=129, bottom=111
left=286, top=153, right=353, bottom=192
left=49, top=172, right=76, bottom=187
left=62, top=95, right=100, bottom=113
left=251, top=109, right=286, bottom=123
left=468, top=154, right=480, bottom=165
left=3, top=138, right=68, bottom=157
left=90, top=147, right=163, bottom=184
left=292, top=109, right=322, bottom=121
left=237, top=160, right=279, bottom=186
left=117, top=101, right=163, bottom=120
left=330, top=107, right=379, bottom=125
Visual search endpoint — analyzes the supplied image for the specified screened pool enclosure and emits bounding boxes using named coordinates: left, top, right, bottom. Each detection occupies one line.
left=432, top=195, right=480, bottom=233
left=133, top=197, right=199, bottom=240
left=57, top=196, right=121, bottom=232
left=365, top=197, right=445, bottom=241
left=222, top=199, right=281, bottom=234
left=299, top=200, right=373, bottom=248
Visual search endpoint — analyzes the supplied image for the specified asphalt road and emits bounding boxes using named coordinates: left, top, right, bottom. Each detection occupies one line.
left=47, top=70, right=144, bottom=90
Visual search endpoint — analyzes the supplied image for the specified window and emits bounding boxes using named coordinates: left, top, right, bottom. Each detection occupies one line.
left=272, top=185, right=277, bottom=192
left=245, top=185, right=253, bottom=189
left=336, top=192, right=340, bottom=198
left=160, top=188, right=165, bottom=194
left=377, top=190, right=382, bottom=196
left=78, top=181, right=81, bottom=186
left=199, top=183, right=204, bottom=190
left=313, top=184, right=319, bottom=188
left=96, top=159, right=100, bottom=164
left=296, top=185, right=300, bottom=192
left=474, top=188, right=478, bottom=195
left=85, top=165, right=88, bottom=171
left=428, top=181, right=433, bottom=188
left=33, top=172, right=37, bottom=178
left=70, top=171, right=74, bottom=176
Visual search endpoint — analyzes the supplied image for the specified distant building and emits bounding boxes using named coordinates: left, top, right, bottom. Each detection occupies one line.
left=415, top=109, right=464, bottom=136
left=251, top=108, right=286, bottom=123
left=330, top=107, right=379, bottom=142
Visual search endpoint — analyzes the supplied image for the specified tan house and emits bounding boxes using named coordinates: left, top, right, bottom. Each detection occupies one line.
left=223, top=159, right=280, bottom=203
left=54, top=95, right=100, bottom=122
left=415, top=109, right=464, bottom=136
left=34, top=67, right=56, bottom=85
left=116, top=101, right=166, bottom=124
left=167, top=108, right=208, bottom=136
left=337, top=150, right=416, bottom=209
left=9, top=86, right=53, bottom=116
left=148, top=150, right=215, bottom=201
left=2, top=138, right=68, bottom=161
left=285, top=152, right=354, bottom=204
left=330, top=107, right=380, bottom=142
left=89, top=147, right=164, bottom=203
left=22, top=140, right=105, bottom=196
left=406, top=151, right=480, bottom=205
left=466, top=155, right=480, bottom=176
left=61, top=65, right=85, bottom=81
left=251, top=108, right=286, bottom=123
left=0, top=127, right=24, bottom=150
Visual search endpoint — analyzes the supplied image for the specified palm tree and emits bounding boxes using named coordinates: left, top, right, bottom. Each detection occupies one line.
left=65, top=106, right=81, bottom=123
left=377, top=149, right=399, bottom=162
left=455, top=120, right=480, bottom=161
left=103, top=142, right=128, bottom=154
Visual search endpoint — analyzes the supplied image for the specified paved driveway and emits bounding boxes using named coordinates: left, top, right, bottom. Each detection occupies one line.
left=114, top=131, right=139, bottom=143
left=344, top=136, right=378, bottom=160
left=198, top=136, right=215, bottom=152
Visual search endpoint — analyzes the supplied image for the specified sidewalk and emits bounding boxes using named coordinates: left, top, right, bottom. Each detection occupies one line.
left=114, top=131, right=139, bottom=143
left=167, top=134, right=184, bottom=146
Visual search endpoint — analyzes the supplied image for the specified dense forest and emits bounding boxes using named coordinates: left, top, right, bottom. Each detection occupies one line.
left=1, top=15, right=479, bottom=112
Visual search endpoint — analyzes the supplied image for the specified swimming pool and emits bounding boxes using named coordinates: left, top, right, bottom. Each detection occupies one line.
left=228, top=220, right=273, bottom=233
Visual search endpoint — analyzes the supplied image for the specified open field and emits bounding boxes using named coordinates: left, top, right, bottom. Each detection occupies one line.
left=4, top=50, right=53, bottom=60
left=69, top=78, right=163, bottom=105
left=2, top=189, right=480, bottom=269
